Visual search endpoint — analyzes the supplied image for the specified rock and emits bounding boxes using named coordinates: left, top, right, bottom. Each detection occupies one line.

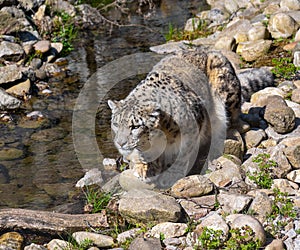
left=33, top=4, right=46, bottom=21
left=150, top=222, right=188, bottom=238
left=224, top=0, right=239, bottom=14
left=268, top=13, right=299, bottom=39
left=219, top=19, right=252, bottom=41
left=195, top=212, right=229, bottom=241
left=75, top=168, right=104, bottom=188
left=117, top=228, right=141, bottom=244
left=0, top=11, right=24, bottom=35
left=244, top=129, right=266, bottom=149
left=0, top=88, right=22, bottom=110
left=184, top=17, right=201, bottom=32
left=48, top=0, right=76, bottom=16
left=72, top=231, right=114, bottom=248
left=272, top=179, right=299, bottom=195
left=208, top=155, right=243, bottom=187
left=129, top=237, right=162, bottom=250
left=294, top=51, right=300, bottom=67
left=250, top=87, right=285, bottom=107
left=0, top=232, right=23, bottom=250
left=30, top=58, right=43, bottom=69
left=24, top=243, right=47, bottom=250
left=0, top=147, right=23, bottom=161
left=0, top=0, right=17, bottom=8
left=218, top=192, right=252, bottom=213
left=284, top=145, right=300, bottom=169
left=170, top=175, right=213, bottom=198
left=264, top=95, right=296, bottom=134
left=236, top=39, right=272, bottom=62
left=47, top=239, right=72, bottom=250
left=287, top=170, right=300, bottom=183
left=0, top=41, right=24, bottom=61
left=179, top=195, right=216, bottom=221
left=150, top=41, right=189, bottom=54
left=248, top=191, right=273, bottom=223
left=214, top=36, right=236, bottom=51
left=33, top=40, right=51, bottom=53
left=292, top=88, right=300, bottom=103
left=265, top=239, right=285, bottom=250
left=268, top=145, right=292, bottom=177
left=6, top=79, right=31, bottom=97
left=119, top=169, right=155, bottom=191
left=0, top=64, right=23, bottom=85
left=230, top=214, right=266, bottom=245
left=30, top=127, right=66, bottom=142
left=280, top=0, right=300, bottom=10
left=118, top=189, right=181, bottom=224
left=248, top=24, right=268, bottom=41
left=50, top=42, right=63, bottom=54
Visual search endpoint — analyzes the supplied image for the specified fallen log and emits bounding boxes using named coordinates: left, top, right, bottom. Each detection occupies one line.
left=0, top=208, right=109, bottom=234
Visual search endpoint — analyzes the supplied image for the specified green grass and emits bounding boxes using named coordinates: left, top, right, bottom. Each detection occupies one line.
left=271, top=56, right=300, bottom=80
left=165, top=18, right=214, bottom=42
left=247, top=153, right=276, bottom=189
left=52, top=11, right=78, bottom=55
left=83, top=187, right=111, bottom=213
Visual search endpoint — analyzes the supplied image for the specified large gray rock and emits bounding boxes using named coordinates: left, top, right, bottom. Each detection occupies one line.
left=208, top=155, right=243, bottom=187
left=264, top=95, right=296, bottom=134
left=228, top=214, right=266, bottom=245
left=248, top=191, right=273, bottom=223
left=280, top=0, right=300, bottom=10
left=129, top=237, right=161, bottom=250
left=268, top=13, right=299, bottom=39
left=150, top=222, right=188, bottom=239
left=0, top=65, right=23, bottom=85
left=170, top=175, right=213, bottom=198
left=72, top=231, right=114, bottom=248
left=284, top=145, right=300, bottom=169
left=118, top=189, right=181, bottom=224
left=244, top=129, right=266, bottom=149
left=237, top=39, right=272, bottom=62
left=0, top=41, right=24, bottom=61
left=218, top=192, right=252, bottom=213
left=247, top=24, right=268, bottom=41
left=195, top=212, right=229, bottom=241
left=0, top=88, right=22, bottom=110
left=179, top=195, right=216, bottom=221
left=250, top=87, right=285, bottom=107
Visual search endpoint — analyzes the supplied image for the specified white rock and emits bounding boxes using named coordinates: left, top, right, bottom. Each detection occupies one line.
left=47, top=239, right=72, bottom=250
left=75, top=168, right=103, bottom=188
left=287, top=170, right=300, bottom=183
left=150, top=222, right=188, bottom=239
left=72, top=231, right=114, bottom=248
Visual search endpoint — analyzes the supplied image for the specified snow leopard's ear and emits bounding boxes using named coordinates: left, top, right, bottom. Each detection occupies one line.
left=108, top=100, right=117, bottom=111
left=108, top=100, right=124, bottom=112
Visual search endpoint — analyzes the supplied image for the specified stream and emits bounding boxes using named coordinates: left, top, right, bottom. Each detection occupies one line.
left=0, top=0, right=209, bottom=211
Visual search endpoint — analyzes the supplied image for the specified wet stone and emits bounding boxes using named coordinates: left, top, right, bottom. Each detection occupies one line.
left=0, top=232, right=24, bottom=250
left=0, top=88, right=22, bottom=110
left=0, top=41, right=24, bottom=61
left=0, top=147, right=23, bottom=161
left=6, top=79, right=31, bottom=97
left=0, top=64, right=23, bottom=85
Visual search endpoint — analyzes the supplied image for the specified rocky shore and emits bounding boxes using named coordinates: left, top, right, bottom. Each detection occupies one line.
left=2, top=0, right=300, bottom=249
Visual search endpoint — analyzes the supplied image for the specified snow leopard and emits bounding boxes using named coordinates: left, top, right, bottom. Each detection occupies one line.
left=108, top=50, right=273, bottom=188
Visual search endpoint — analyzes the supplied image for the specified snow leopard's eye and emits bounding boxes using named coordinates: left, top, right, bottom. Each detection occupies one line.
left=129, top=124, right=140, bottom=130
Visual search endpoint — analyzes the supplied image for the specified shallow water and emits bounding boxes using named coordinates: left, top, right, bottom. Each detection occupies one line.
left=0, top=0, right=209, bottom=211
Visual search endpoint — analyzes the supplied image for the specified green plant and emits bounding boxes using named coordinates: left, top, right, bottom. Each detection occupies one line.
left=247, top=153, right=276, bottom=189
left=52, top=11, right=78, bottom=55
left=271, top=56, right=300, bottom=79
left=224, top=226, right=261, bottom=250
left=76, top=0, right=114, bottom=8
left=196, top=227, right=224, bottom=249
left=266, top=188, right=296, bottom=237
left=270, top=188, right=296, bottom=219
left=165, top=19, right=213, bottom=42
left=83, top=187, right=111, bottom=213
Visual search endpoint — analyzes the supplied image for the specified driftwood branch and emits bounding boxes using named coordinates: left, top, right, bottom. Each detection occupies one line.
left=0, top=208, right=109, bottom=234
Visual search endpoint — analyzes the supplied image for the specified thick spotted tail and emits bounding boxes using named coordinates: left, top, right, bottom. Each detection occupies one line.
left=237, top=67, right=275, bottom=102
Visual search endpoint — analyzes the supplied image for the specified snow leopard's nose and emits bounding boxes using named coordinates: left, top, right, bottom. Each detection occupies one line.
left=116, top=137, right=127, bottom=148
